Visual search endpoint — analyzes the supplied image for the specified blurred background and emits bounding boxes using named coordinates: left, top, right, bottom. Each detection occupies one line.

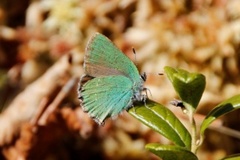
left=1, top=0, right=240, bottom=159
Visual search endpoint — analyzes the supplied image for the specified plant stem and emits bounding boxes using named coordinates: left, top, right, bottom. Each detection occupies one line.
left=188, top=110, right=198, bottom=153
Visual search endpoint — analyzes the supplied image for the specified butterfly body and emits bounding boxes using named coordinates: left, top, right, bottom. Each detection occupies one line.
left=78, top=33, right=146, bottom=125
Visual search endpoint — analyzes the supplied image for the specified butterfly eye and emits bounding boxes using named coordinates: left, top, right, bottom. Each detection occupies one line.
left=141, top=72, right=147, bottom=81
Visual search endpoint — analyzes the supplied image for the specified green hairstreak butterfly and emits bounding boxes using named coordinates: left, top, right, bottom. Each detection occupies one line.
left=78, top=33, right=146, bottom=125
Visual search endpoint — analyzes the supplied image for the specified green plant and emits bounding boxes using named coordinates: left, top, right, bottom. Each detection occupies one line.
left=128, top=66, right=240, bottom=160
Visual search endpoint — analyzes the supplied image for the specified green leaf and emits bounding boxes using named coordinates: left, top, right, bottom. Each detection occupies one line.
left=200, top=94, right=240, bottom=135
left=146, top=144, right=198, bottom=160
left=164, top=66, right=206, bottom=111
left=221, top=154, right=240, bottom=160
left=129, top=100, right=191, bottom=149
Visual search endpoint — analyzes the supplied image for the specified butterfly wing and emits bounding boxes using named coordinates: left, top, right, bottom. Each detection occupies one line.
left=84, top=33, right=140, bottom=82
left=79, top=75, right=134, bottom=125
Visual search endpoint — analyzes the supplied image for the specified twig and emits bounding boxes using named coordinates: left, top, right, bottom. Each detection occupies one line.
left=38, top=77, right=78, bottom=125
left=0, top=54, right=72, bottom=146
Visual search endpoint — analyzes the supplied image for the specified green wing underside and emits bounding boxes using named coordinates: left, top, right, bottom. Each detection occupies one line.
left=80, top=75, right=134, bottom=124
left=85, top=33, right=140, bottom=82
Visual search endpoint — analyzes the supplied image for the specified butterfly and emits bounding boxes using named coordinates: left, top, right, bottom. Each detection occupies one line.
left=78, top=33, right=146, bottom=125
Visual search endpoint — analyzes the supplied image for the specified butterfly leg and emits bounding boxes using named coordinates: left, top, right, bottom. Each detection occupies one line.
left=142, top=87, right=150, bottom=108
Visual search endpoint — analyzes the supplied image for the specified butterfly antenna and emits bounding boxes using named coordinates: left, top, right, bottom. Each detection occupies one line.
left=132, top=47, right=138, bottom=65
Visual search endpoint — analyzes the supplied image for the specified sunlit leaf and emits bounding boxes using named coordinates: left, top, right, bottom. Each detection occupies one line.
left=146, top=143, right=198, bottom=160
left=220, top=154, right=240, bottom=160
left=164, top=66, right=205, bottom=111
left=200, top=94, right=240, bottom=135
left=129, top=100, right=191, bottom=149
